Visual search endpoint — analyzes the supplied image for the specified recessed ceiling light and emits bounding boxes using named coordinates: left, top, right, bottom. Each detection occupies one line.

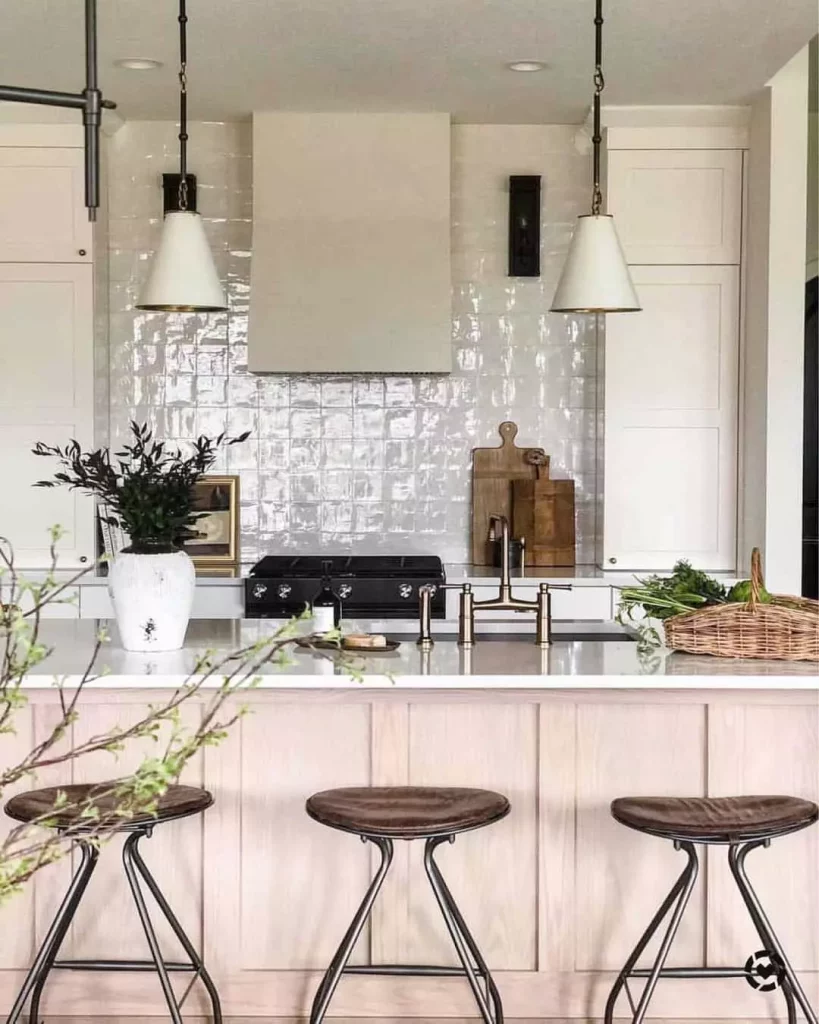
left=507, top=60, right=548, bottom=72
left=114, top=58, right=163, bottom=70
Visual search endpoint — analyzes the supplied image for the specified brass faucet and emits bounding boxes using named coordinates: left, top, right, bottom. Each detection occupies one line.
left=475, top=515, right=538, bottom=612
left=458, top=514, right=571, bottom=647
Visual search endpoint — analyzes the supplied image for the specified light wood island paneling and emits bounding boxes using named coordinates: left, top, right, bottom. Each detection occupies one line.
left=1, top=687, right=817, bottom=1021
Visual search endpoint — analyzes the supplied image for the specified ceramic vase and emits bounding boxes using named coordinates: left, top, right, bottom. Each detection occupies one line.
left=108, top=548, right=195, bottom=652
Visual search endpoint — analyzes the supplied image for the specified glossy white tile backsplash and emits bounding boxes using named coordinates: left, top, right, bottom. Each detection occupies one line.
left=106, top=120, right=599, bottom=565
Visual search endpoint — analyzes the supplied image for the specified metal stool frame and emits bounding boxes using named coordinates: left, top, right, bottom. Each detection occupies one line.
left=309, top=831, right=504, bottom=1024
left=604, top=823, right=818, bottom=1024
left=5, top=814, right=221, bottom=1024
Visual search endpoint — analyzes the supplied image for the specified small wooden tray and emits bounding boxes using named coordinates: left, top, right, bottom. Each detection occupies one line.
left=295, top=637, right=401, bottom=654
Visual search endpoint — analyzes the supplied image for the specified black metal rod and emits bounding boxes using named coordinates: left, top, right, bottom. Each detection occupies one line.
left=122, top=833, right=185, bottom=1024
left=177, top=0, right=188, bottom=205
left=5, top=842, right=99, bottom=1024
left=730, top=841, right=818, bottom=1023
left=130, top=830, right=223, bottom=1022
left=50, top=959, right=196, bottom=972
left=603, top=843, right=698, bottom=1023
left=591, top=0, right=604, bottom=214
left=309, top=836, right=394, bottom=1024
left=424, top=836, right=497, bottom=1024
left=343, top=964, right=477, bottom=977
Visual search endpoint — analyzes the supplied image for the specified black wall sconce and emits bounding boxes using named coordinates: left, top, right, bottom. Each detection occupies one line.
left=508, top=175, right=541, bottom=277
left=162, top=172, right=197, bottom=214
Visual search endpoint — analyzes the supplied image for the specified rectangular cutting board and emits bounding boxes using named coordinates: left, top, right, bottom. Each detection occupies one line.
left=470, top=421, right=547, bottom=565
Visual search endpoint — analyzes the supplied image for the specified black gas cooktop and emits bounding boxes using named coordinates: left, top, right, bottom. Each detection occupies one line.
left=245, top=555, right=446, bottom=619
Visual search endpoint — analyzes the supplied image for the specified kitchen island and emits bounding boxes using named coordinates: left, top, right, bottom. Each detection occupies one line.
left=2, top=620, right=817, bottom=1020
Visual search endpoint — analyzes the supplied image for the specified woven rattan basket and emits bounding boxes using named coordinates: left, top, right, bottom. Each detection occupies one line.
left=663, top=549, right=819, bottom=661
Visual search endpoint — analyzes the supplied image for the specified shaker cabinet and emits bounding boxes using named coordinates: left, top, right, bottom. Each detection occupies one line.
left=602, top=130, right=744, bottom=571
left=0, top=129, right=95, bottom=571
left=606, top=149, right=742, bottom=265
left=603, top=265, right=740, bottom=571
left=0, top=263, right=95, bottom=568
left=0, top=147, right=92, bottom=263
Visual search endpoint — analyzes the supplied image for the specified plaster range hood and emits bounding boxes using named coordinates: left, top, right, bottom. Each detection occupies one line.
left=248, top=112, right=452, bottom=374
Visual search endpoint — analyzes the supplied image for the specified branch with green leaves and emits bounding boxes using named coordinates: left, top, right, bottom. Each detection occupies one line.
left=0, top=531, right=344, bottom=907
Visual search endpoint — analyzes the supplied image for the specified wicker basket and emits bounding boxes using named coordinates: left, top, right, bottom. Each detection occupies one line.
left=663, top=549, right=819, bottom=661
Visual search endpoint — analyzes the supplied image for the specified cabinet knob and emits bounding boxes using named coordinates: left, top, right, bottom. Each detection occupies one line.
left=608, top=557, right=617, bottom=565
left=78, top=249, right=87, bottom=256
left=79, top=556, right=89, bottom=563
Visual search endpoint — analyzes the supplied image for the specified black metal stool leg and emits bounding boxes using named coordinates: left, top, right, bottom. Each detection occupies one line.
left=729, top=840, right=818, bottom=1024
left=122, top=831, right=184, bottom=1024
left=604, top=841, right=699, bottom=1024
left=5, top=842, right=99, bottom=1024
left=309, top=835, right=394, bottom=1024
left=128, top=835, right=223, bottom=1023
left=424, top=835, right=499, bottom=1024
left=426, top=848, right=504, bottom=1024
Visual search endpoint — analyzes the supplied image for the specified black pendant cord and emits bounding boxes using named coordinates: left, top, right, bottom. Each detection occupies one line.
left=177, top=0, right=189, bottom=211
left=0, top=0, right=115, bottom=220
left=591, top=0, right=605, bottom=217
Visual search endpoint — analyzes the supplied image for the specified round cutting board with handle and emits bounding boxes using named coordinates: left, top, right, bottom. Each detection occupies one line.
left=470, top=421, right=547, bottom=565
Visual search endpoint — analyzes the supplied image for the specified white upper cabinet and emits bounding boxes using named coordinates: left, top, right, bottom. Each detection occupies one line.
left=0, top=147, right=92, bottom=263
left=607, top=149, right=742, bottom=264
left=603, top=264, right=739, bottom=571
left=0, top=263, right=95, bottom=568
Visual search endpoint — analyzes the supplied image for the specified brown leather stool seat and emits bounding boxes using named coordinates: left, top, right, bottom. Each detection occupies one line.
left=611, top=794, right=819, bottom=842
left=306, top=785, right=510, bottom=838
left=5, top=782, right=213, bottom=830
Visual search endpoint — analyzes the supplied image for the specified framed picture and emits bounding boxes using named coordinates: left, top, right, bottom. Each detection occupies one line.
left=181, top=475, right=240, bottom=567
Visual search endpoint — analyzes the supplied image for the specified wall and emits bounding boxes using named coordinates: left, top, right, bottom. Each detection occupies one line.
left=741, top=47, right=809, bottom=592
left=106, top=121, right=597, bottom=567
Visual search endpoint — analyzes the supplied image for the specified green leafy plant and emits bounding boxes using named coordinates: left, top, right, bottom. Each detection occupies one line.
left=617, top=559, right=729, bottom=651
left=32, top=422, right=250, bottom=553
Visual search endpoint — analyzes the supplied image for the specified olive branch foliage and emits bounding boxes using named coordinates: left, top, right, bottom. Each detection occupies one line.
left=0, top=528, right=316, bottom=906
left=32, top=422, right=250, bottom=551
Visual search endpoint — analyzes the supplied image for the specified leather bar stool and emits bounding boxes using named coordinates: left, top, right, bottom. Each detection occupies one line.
left=4, top=783, right=221, bottom=1024
left=604, top=793, right=819, bottom=1024
left=305, top=785, right=510, bottom=1024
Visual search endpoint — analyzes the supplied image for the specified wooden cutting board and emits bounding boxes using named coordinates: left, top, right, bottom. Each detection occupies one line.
left=471, top=421, right=546, bottom=565
left=512, top=475, right=576, bottom=567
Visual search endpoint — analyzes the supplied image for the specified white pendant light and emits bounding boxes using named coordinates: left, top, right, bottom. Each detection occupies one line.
left=551, top=0, right=640, bottom=314
left=136, top=0, right=226, bottom=313
left=551, top=214, right=639, bottom=312
left=138, top=211, right=226, bottom=311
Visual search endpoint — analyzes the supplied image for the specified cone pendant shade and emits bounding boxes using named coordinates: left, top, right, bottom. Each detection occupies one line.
left=137, top=211, right=227, bottom=312
left=551, top=214, right=640, bottom=313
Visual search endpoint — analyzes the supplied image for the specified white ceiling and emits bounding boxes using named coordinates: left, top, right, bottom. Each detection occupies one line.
left=2, top=0, right=817, bottom=124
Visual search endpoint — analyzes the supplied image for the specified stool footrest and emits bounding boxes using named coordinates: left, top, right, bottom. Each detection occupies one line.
left=52, top=959, right=197, bottom=973
left=629, top=966, right=751, bottom=979
left=343, top=964, right=482, bottom=978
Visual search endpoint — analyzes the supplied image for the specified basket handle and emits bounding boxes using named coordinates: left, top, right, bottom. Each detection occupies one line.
left=749, top=547, right=764, bottom=608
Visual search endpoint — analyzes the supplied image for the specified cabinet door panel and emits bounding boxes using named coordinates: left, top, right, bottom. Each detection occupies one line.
left=607, top=149, right=742, bottom=264
left=0, top=148, right=91, bottom=262
left=603, top=265, right=739, bottom=570
left=0, top=264, right=94, bottom=567
left=708, top=705, right=819, bottom=972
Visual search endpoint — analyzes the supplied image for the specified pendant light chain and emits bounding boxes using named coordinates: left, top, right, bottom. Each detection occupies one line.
left=591, top=0, right=605, bottom=217
left=177, top=0, right=189, bottom=211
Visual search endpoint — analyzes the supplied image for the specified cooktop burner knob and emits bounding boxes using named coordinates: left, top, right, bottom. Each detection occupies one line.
left=398, top=583, right=413, bottom=599
left=277, top=584, right=292, bottom=599
left=252, top=583, right=268, bottom=599
left=338, top=584, right=353, bottom=599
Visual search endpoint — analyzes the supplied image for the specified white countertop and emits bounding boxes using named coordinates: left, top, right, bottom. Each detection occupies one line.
left=14, top=620, right=819, bottom=690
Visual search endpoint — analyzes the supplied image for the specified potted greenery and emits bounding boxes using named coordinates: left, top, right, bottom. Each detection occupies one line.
left=32, top=423, right=249, bottom=652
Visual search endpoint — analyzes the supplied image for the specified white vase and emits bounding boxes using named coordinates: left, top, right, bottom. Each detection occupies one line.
left=108, top=548, right=195, bottom=652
